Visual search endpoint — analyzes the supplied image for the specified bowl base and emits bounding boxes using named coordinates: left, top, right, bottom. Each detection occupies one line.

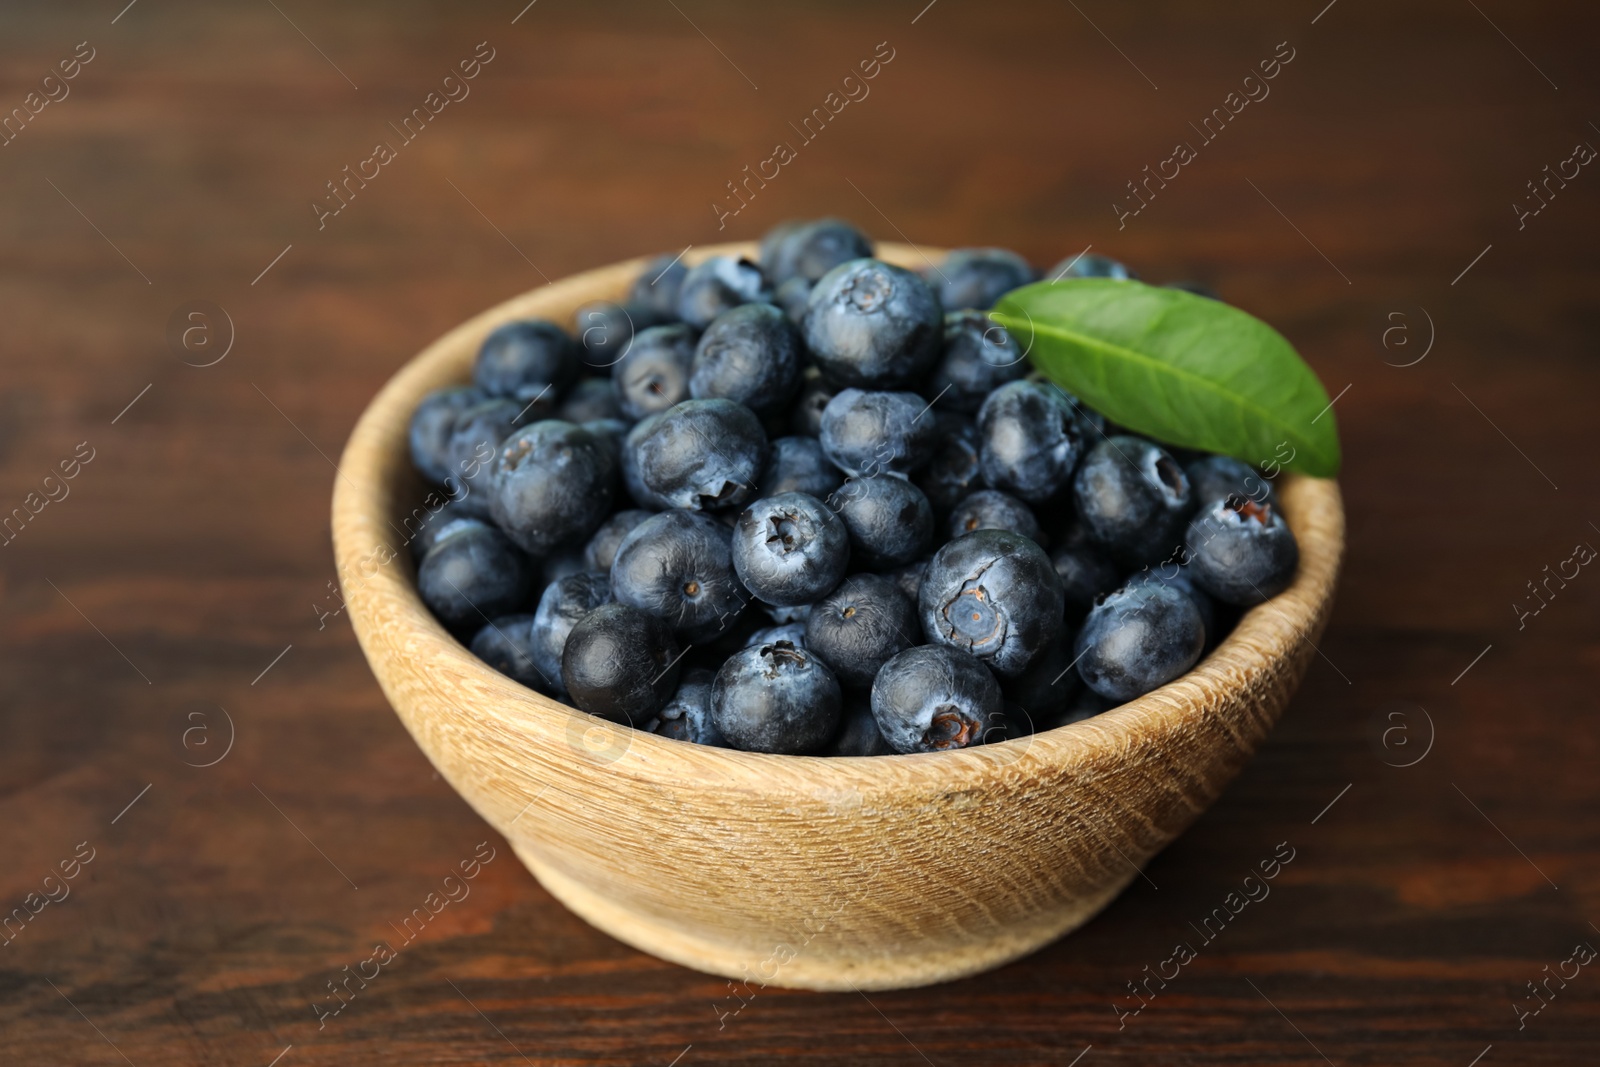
left=514, top=843, right=1134, bottom=991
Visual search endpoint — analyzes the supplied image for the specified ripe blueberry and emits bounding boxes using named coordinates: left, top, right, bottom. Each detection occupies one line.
left=805, top=573, right=919, bottom=689
left=690, top=303, right=804, bottom=417
left=469, top=615, right=545, bottom=691
left=790, top=367, right=837, bottom=437
left=977, top=380, right=1092, bottom=504
left=757, top=435, right=845, bottom=500
left=763, top=218, right=874, bottom=285
left=711, top=640, right=843, bottom=754
left=918, top=529, right=1064, bottom=678
left=929, top=248, right=1035, bottom=311
left=947, top=489, right=1045, bottom=547
left=731, top=492, right=850, bottom=607
left=925, top=311, right=1027, bottom=412
left=1184, top=496, right=1299, bottom=605
left=802, top=258, right=943, bottom=388
left=417, top=522, right=533, bottom=633
left=444, top=398, right=534, bottom=513
left=489, top=420, right=618, bottom=556
left=1125, top=563, right=1216, bottom=643
left=677, top=255, right=770, bottom=329
left=913, top=413, right=983, bottom=514
left=623, top=398, right=768, bottom=512
left=582, top=508, right=654, bottom=573
left=1186, top=454, right=1277, bottom=509
left=870, top=644, right=1002, bottom=753
left=576, top=301, right=669, bottom=372
left=473, top=320, right=579, bottom=403
left=1072, top=435, right=1194, bottom=566
left=1047, top=252, right=1135, bottom=281
left=613, top=323, right=697, bottom=420
left=828, top=474, right=934, bottom=569
left=630, top=253, right=689, bottom=317
left=644, top=668, right=727, bottom=746
left=561, top=602, right=682, bottom=725
left=410, top=386, right=485, bottom=484
left=610, top=509, right=750, bottom=642
left=558, top=377, right=625, bottom=424
left=527, top=570, right=613, bottom=697
left=1074, top=583, right=1204, bottom=702
left=819, top=388, right=937, bottom=477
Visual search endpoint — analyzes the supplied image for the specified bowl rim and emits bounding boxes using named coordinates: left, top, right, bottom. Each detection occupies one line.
left=332, top=242, right=1345, bottom=797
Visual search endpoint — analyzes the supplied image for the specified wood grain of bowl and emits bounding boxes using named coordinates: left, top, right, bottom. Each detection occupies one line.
left=332, top=242, right=1345, bottom=991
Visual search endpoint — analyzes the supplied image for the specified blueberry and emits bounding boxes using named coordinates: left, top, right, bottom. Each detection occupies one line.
left=417, top=522, right=534, bottom=633
left=870, top=645, right=1002, bottom=753
left=444, top=398, right=533, bottom=513
left=758, top=220, right=805, bottom=276
left=1074, top=583, right=1204, bottom=702
left=919, top=529, right=1064, bottom=678
left=630, top=253, right=689, bottom=316
left=613, top=323, right=698, bottom=420
left=526, top=570, right=613, bottom=696
left=747, top=621, right=808, bottom=648
left=826, top=695, right=895, bottom=756
left=582, top=508, right=655, bottom=572
left=802, top=259, right=943, bottom=388
left=1186, top=454, right=1277, bottom=508
left=1164, top=280, right=1220, bottom=300
left=930, top=248, right=1035, bottom=311
left=731, top=492, right=850, bottom=607
left=828, top=474, right=934, bottom=569
left=577, top=301, right=670, bottom=372
left=541, top=549, right=588, bottom=588
left=977, top=381, right=1091, bottom=504
left=406, top=502, right=484, bottom=561
left=1125, top=563, right=1216, bottom=641
left=623, top=398, right=767, bottom=512
left=790, top=368, right=837, bottom=437
left=610, top=509, right=750, bottom=641
left=819, top=389, right=937, bottom=477
left=489, top=420, right=618, bottom=556
left=1184, top=496, right=1299, bottom=605
left=764, top=602, right=812, bottom=625
left=925, top=311, right=1027, bottom=413
left=1050, top=541, right=1123, bottom=619
left=711, top=640, right=842, bottom=754
left=581, top=417, right=629, bottom=465
left=473, top=320, right=579, bottom=403
left=677, top=255, right=770, bottom=329
left=805, top=573, right=919, bottom=689
left=887, top=557, right=930, bottom=604
left=561, top=602, right=681, bottom=725
left=913, top=413, right=984, bottom=514
left=469, top=615, right=546, bottom=689
left=764, top=218, right=874, bottom=285
left=644, top=668, right=726, bottom=746
left=947, top=489, right=1045, bottom=547
left=1072, top=435, right=1194, bottom=566
left=690, top=303, right=803, bottom=417
left=558, top=377, right=625, bottom=423
left=999, top=629, right=1082, bottom=728
left=1047, top=252, right=1135, bottom=281
left=409, top=386, right=485, bottom=484
left=774, top=276, right=812, bottom=325
left=757, top=435, right=845, bottom=500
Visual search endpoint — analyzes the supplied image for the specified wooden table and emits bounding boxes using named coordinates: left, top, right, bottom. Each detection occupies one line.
left=3, top=1, right=1597, bottom=1063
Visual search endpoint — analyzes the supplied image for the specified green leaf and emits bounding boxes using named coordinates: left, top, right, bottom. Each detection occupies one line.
left=989, top=279, right=1341, bottom=477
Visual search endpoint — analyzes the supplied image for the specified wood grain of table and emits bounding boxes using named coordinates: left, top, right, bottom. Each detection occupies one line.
left=2, top=1, right=1597, bottom=1063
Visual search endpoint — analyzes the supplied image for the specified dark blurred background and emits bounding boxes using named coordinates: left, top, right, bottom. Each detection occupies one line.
left=2, top=1, right=1597, bottom=1064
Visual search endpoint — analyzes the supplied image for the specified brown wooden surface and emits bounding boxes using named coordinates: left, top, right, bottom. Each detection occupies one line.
left=2, top=1, right=1597, bottom=1063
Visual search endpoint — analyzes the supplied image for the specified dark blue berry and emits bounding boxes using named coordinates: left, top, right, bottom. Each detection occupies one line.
left=826, top=695, right=895, bottom=756
left=774, top=276, right=812, bottom=325
left=926, top=312, right=1027, bottom=412
left=977, top=381, right=1092, bottom=504
left=610, top=509, right=750, bottom=642
left=764, top=218, right=874, bottom=285
left=888, top=557, right=930, bottom=604
left=999, top=629, right=1081, bottom=729
left=919, top=529, right=1064, bottom=678
left=613, top=323, right=697, bottom=420
left=1164, top=280, right=1220, bottom=300
left=1184, top=497, right=1299, bottom=605
left=690, top=303, right=803, bottom=417
left=469, top=616, right=546, bottom=690
left=583, top=508, right=654, bottom=572
left=1125, top=563, right=1216, bottom=642
left=527, top=571, right=613, bottom=697
left=409, top=386, right=485, bottom=484
left=561, top=603, right=682, bottom=725
left=870, top=645, right=1002, bottom=753
left=819, top=389, right=937, bottom=477
left=828, top=474, right=934, bottom=568
left=677, top=255, right=770, bottom=329
left=417, top=522, right=533, bottom=633
left=489, top=421, right=618, bottom=556
left=1186, top=454, right=1277, bottom=508
left=747, top=621, right=808, bottom=648
left=623, top=398, right=768, bottom=512
left=473, top=320, right=579, bottom=403
left=757, top=435, right=845, bottom=500
left=913, top=414, right=983, bottom=514
left=558, top=377, right=625, bottom=424
left=731, top=492, right=850, bottom=608
left=805, top=573, right=919, bottom=689
left=947, top=489, right=1044, bottom=546
left=711, top=640, right=842, bottom=754
left=929, top=248, right=1035, bottom=311
left=645, top=668, right=726, bottom=746
left=790, top=368, right=837, bottom=437
left=407, top=503, right=483, bottom=561
left=1074, top=583, right=1203, bottom=702
left=630, top=253, right=689, bottom=316
left=541, top=550, right=588, bottom=588
left=1072, top=435, right=1194, bottom=566
left=764, top=602, right=812, bottom=625
left=1050, top=541, right=1123, bottom=619
left=577, top=301, right=670, bottom=372
left=802, top=259, right=943, bottom=389
left=1047, top=252, right=1135, bottom=281
left=444, top=398, right=533, bottom=513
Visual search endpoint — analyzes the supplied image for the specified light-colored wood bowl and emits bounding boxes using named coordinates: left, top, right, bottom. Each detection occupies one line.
left=332, top=242, right=1344, bottom=991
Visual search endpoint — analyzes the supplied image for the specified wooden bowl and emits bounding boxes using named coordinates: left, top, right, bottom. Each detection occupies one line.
left=332, top=243, right=1344, bottom=991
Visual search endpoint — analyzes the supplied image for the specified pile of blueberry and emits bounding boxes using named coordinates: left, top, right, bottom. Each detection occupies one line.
left=405, top=219, right=1299, bottom=756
